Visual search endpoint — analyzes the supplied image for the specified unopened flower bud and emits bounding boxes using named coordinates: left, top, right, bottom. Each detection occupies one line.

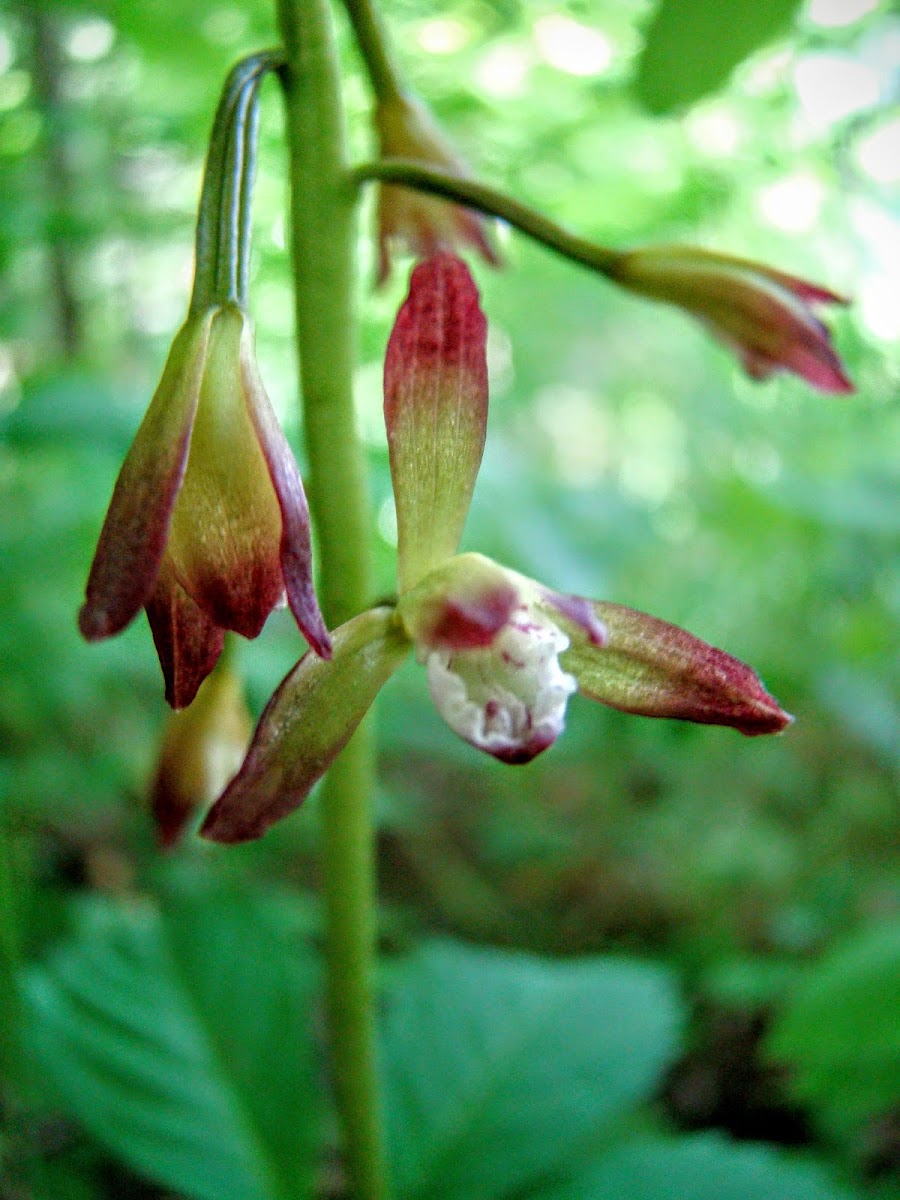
left=79, top=303, right=330, bottom=707
left=151, top=660, right=252, bottom=847
left=375, top=93, right=500, bottom=285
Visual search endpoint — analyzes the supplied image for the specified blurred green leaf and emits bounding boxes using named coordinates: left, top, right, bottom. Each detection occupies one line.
left=1, top=369, right=144, bottom=451
left=764, top=922, right=900, bottom=1137
left=540, top=1133, right=860, bottom=1200
left=25, top=889, right=322, bottom=1200
left=634, top=0, right=803, bottom=114
left=20, top=1142, right=105, bottom=1200
left=381, top=939, right=682, bottom=1200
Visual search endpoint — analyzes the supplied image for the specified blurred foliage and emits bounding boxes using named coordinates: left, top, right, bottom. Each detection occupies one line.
left=0, top=0, right=898, bottom=1196
left=766, top=923, right=900, bottom=1148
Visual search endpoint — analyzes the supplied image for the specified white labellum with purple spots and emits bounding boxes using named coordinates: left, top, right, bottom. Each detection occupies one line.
left=424, top=603, right=577, bottom=763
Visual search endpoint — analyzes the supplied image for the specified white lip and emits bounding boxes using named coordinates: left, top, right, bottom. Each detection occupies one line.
left=425, top=604, right=577, bottom=762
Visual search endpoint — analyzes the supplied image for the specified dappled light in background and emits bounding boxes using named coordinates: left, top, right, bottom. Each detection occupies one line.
left=0, top=0, right=897, bottom=1196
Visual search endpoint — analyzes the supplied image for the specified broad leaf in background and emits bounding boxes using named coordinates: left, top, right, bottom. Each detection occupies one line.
left=26, top=888, right=322, bottom=1200
left=380, top=939, right=682, bottom=1200
left=539, top=1133, right=860, bottom=1200
left=634, top=0, right=804, bottom=114
left=764, top=921, right=900, bottom=1142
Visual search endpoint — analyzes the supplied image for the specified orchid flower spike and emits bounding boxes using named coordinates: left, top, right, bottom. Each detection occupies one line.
left=612, top=245, right=853, bottom=394
left=202, top=254, right=791, bottom=844
left=374, top=91, right=500, bottom=286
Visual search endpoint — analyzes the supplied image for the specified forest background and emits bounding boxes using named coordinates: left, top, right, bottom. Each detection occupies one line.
left=0, top=0, right=898, bottom=1197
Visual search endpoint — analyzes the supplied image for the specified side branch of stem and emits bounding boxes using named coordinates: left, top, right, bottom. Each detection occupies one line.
left=353, top=158, right=623, bottom=278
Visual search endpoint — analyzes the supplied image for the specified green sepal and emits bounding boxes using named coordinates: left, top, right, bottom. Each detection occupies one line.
left=201, top=608, right=411, bottom=843
left=384, top=254, right=489, bottom=593
left=562, top=600, right=792, bottom=736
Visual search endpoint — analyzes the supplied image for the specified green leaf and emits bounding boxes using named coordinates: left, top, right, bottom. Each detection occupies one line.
left=764, top=922, right=900, bottom=1136
left=634, top=0, right=804, bottom=114
left=381, top=940, right=682, bottom=1200
left=25, top=889, right=322, bottom=1200
left=540, top=1133, right=860, bottom=1200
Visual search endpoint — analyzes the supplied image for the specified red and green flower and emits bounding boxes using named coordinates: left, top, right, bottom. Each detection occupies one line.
left=202, top=254, right=790, bottom=844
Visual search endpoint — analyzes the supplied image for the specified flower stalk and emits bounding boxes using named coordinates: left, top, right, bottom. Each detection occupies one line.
left=275, top=2, right=387, bottom=1199
left=353, top=157, right=621, bottom=276
left=354, top=159, right=850, bottom=391
left=191, top=51, right=283, bottom=314
left=340, top=0, right=405, bottom=104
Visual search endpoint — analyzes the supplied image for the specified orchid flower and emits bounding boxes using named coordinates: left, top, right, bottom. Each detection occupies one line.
left=79, top=303, right=331, bottom=708
left=612, top=245, right=853, bottom=394
left=78, top=54, right=331, bottom=709
left=202, top=254, right=791, bottom=844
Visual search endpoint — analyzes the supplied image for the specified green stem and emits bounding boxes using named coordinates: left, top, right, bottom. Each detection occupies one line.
left=214, top=77, right=254, bottom=304
left=353, top=158, right=623, bottom=278
left=236, top=83, right=262, bottom=305
left=190, top=52, right=282, bottom=314
left=339, top=0, right=404, bottom=103
left=275, top=3, right=386, bottom=1200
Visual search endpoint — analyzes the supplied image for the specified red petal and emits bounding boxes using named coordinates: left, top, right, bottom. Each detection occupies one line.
left=384, top=253, right=489, bottom=591
left=78, top=314, right=212, bottom=641
left=240, top=329, right=331, bottom=658
left=145, top=557, right=225, bottom=709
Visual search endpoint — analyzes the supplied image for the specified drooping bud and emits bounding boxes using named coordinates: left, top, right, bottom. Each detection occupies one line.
left=79, top=302, right=330, bottom=706
left=375, top=92, right=500, bottom=285
left=150, top=658, right=252, bottom=848
left=612, top=245, right=853, bottom=393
